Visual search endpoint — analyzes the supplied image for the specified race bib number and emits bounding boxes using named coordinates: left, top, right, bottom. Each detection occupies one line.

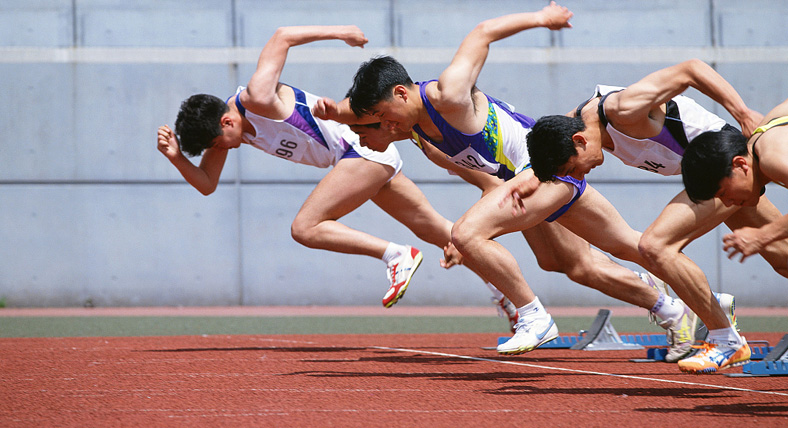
left=449, top=146, right=500, bottom=174
left=270, top=131, right=307, bottom=163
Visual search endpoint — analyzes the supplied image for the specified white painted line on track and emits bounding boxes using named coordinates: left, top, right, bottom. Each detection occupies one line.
left=372, top=346, right=788, bottom=398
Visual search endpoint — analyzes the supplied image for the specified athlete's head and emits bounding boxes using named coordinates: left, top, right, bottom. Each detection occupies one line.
left=527, top=115, right=590, bottom=182
left=682, top=127, right=753, bottom=204
left=175, top=94, right=229, bottom=157
left=347, top=56, right=417, bottom=132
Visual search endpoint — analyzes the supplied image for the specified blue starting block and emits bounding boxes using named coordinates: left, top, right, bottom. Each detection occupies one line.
left=729, top=334, right=788, bottom=377
left=492, top=309, right=668, bottom=351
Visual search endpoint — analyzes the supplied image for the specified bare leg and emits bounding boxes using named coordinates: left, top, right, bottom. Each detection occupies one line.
left=523, top=222, right=659, bottom=309
left=371, top=172, right=455, bottom=249
left=638, top=191, right=736, bottom=330
left=371, top=171, right=492, bottom=281
left=452, top=171, right=582, bottom=307
left=290, top=157, right=395, bottom=257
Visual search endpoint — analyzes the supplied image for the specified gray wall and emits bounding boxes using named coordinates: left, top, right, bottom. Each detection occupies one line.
left=1, top=0, right=786, bottom=308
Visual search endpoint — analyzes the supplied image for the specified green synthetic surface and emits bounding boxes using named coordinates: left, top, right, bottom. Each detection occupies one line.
left=0, top=315, right=785, bottom=338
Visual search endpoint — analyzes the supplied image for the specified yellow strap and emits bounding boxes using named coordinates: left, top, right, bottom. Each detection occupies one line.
left=410, top=131, right=424, bottom=150
left=753, top=115, right=788, bottom=134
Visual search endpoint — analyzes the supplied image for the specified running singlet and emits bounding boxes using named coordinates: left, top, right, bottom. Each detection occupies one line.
left=578, top=85, right=729, bottom=176
left=410, top=80, right=534, bottom=181
left=409, top=81, right=585, bottom=222
left=233, top=85, right=401, bottom=171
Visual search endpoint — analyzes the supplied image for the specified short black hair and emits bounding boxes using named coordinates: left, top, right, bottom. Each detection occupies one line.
left=174, top=94, right=229, bottom=157
left=527, top=115, right=587, bottom=182
left=681, top=126, right=749, bottom=203
left=347, top=56, right=413, bottom=117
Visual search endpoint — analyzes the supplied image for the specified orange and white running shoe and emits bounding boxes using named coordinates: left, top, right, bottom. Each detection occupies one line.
left=382, top=246, right=423, bottom=308
left=677, top=338, right=751, bottom=374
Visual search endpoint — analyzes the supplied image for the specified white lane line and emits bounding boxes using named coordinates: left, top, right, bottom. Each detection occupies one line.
left=372, top=346, right=788, bottom=398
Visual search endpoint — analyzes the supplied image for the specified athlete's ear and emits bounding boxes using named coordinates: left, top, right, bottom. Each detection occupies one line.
left=393, top=85, right=408, bottom=101
left=731, top=155, right=749, bottom=174
left=219, top=114, right=233, bottom=129
left=571, top=132, right=587, bottom=148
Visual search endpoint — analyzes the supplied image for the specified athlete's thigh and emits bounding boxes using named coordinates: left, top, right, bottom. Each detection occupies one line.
left=297, top=157, right=394, bottom=222
left=556, top=184, right=642, bottom=255
left=644, top=190, right=738, bottom=250
left=460, top=172, right=575, bottom=239
left=522, top=221, right=593, bottom=271
left=371, top=171, right=450, bottom=228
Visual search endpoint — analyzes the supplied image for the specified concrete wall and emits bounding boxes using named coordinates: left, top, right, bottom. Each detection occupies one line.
left=1, top=0, right=786, bottom=308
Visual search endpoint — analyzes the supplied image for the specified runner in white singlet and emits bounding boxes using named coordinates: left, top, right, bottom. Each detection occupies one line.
left=156, top=25, right=518, bottom=324
left=317, top=4, right=695, bottom=358
left=525, top=59, right=786, bottom=373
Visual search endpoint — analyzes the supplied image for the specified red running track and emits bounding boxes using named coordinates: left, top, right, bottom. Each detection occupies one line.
left=2, top=332, right=787, bottom=427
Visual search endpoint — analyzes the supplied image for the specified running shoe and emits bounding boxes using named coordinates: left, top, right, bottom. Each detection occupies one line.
left=714, top=292, right=738, bottom=331
left=497, top=314, right=558, bottom=355
left=492, top=296, right=519, bottom=333
left=382, top=246, right=423, bottom=308
left=661, top=300, right=698, bottom=363
left=677, top=338, right=751, bottom=374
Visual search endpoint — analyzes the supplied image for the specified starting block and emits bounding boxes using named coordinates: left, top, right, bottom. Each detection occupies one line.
left=728, top=334, right=788, bottom=377
left=569, top=309, right=644, bottom=350
left=489, top=309, right=667, bottom=351
left=631, top=321, right=710, bottom=363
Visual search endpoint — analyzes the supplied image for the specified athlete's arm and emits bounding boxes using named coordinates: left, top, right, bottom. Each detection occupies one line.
left=244, top=25, right=367, bottom=117
left=433, top=2, right=572, bottom=113
left=419, top=139, right=504, bottom=194
left=723, top=215, right=788, bottom=262
left=608, top=59, right=762, bottom=135
left=157, top=125, right=228, bottom=195
left=312, top=97, right=378, bottom=125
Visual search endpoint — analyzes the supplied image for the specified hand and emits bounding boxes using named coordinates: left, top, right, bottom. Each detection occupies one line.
left=312, top=97, right=339, bottom=121
left=341, top=25, right=368, bottom=48
left=440, top=241, right=464, bottom=269
left=539, top=2, right=573, bottom=30
left=157, top=125, right=181, bottom=161
left=739, top=108, right=765, bottom=137
left=498, top=174, right=540, bottom=216
left=722, top=226, right=764, bottom=262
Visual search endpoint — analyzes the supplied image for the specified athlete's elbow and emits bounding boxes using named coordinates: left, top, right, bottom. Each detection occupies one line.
left=195, top=184, right=217, bottom=196
left=468, top=20, right=499, bottom=45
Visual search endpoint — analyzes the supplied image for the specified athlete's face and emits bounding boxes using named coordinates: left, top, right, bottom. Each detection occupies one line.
left=350, top=123, right=394, bottom=152
left=368, top=87, right=415, bottom=133
left=714, top=157, right=761, bottom=207
left=556, top=135, right=604, bottom=180
left=210, top=114, right=243, bottom=150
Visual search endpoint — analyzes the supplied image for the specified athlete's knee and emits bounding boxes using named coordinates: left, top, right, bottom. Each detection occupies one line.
left=450, top=216, right=480, bottom=255
left=638, top=232, right=670, bottom=267
left=290, top=216, right=318, bottom=248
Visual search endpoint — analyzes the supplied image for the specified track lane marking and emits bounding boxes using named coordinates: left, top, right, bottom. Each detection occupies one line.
left=373, top=346, right=788, bottom=397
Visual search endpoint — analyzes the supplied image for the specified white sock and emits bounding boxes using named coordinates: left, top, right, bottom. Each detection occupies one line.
left=485, top=282, right=505, bottom=301
left=651, top=293, right=684, bottom=324
left=707, top=327, right=743, bottom=346
left=382, top=242, right=408, bottom=265
left=517, top=296, right=549, bottom=320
